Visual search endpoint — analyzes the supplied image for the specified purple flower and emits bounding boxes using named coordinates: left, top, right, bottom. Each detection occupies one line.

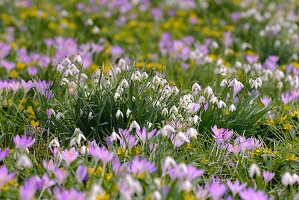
left=239, top=188, right=268, bottom=200
left=43, top=159, right=57, bottom=173
left=260, top=97, right=271, bottom=107
left=0, top=148, right=9, bottom=161
left=27, top=67, right=38, bottom=76
left=231, top=12, right=241, bottom=21
left=118, top=129, right=137, bottom=150
left=0, top=165, right=15, bottom=190
left=186, top=165, right=204, bottom=180
left=281, top=91, right=293, bottom=105
left=88, top=141, right=114, bottom=165
left=246, top=55, right=259, bottom=64
left=76, top=165, right=88, bottom=183
left=226, top=179, right=247, bottom=196
left=136, top=127, right=156, bottom=145
left=55, top=188, right=86, bottom=200
left=130, top=155, right=157, bottom=176
left=13, top=135, right=35, bottom=152
left=46, top=108, right=55, bottom=119
left=110, top=46, right=124, bottom=57
left=209, top=180, right=227, bottom=200
left=63, top=147, right=78, bottom=166
left=55, top=168, right=69, bottom=185
left=263, top=171, right=275, bottom=183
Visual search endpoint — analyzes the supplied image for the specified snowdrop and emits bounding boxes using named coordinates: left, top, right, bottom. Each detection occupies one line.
left=16, top=154, right=32, bottom=169
left=160, top=125, right=175, bottom=137
left=249, top=163, right=261, bottom=178
left=116, top=110, right=124, bottom=119
left=229, top=104, right=236, bottom=112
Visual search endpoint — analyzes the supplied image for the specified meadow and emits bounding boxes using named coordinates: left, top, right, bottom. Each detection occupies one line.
left=0, top=0, right=298, bottom=199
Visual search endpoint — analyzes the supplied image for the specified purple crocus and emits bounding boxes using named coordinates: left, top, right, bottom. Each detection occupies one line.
left=239, top=188, right=268, bottom=200
left=76, top=165, right=88, bottom=183
left=263, top=171, right=275, bottom=183
left=186, top=165, right=204, bottom=180
left=55, top=188, right=86, bottom=200
left=281, top=92, right=293, bottom=105
left=13, top=135, right=35, bottom=152
left=130, top=155, right=157, bottom=176
left=0, top=148, right=9, bottom=161
left=136, top=127, right=156, bottom=145
left=246, top=55, right=259, bottom=64
left=209, top=180, right=227, bottom=200
left=43, top=159, right=57, bottom=173
left=260, top=97, right=271, bottom=107
left=226, top=179, right=247, bottom=196
left=88, top=141, right=114, bottom=165
left=0, top=165, right=15, bottom=190
left=63, top=148, right=78, bottom=166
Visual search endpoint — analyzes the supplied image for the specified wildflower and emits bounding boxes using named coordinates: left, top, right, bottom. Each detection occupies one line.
left=0, top=165, right=15, bottom=191
left=49, top=137, right=60, bottom=148
left=46, top=108, right=55, bottom=119
left=217, top=100, right=226, bottom=109
left=281, top=91, right=293, bottom=105
left=136, top=127, right=156, bottom=145
left=63, top=148, right=79, bottom=166
left=116, top=110, right=124, bottom=119
left=172, top=132, right=190, bottom=148
left=70, top=128, right=86, bottom=146
left=16, top=154, right=32, bottom=169
left=55, top=188, right=86, bottom=200
left=162, top=108, right=168, bottom=116
left=249, top=77, right=262, bottom=89
left=186, top=128, right=198, bottom=139
left=239, top=188, right=268, bottom=200
left=229, top=104, right=236, bottom=112
left=13, top=135, right=35, bottom=152
left=160, top=125, right=175, bottom=137
left=204, top=86, right=213, bottom=97
left=126, top=109, right=131, bottom=118
left=192, top=83, right=202, bottom=95
left=43, top=159, right=57, bottom=173
left=209, top=180, right=227, bottom=200
left=129, top=121, right=140, bottom=132
left=56, top=112, right=65, bottom=120
left=260, top=97, right=271, bottom=107
left=283, top=123, right=292, bottom=130
left=118, top=175, right=142, bottom=200
left=74, top=54, right=83, bottom=64
left=226, top=179, right=247, bottom=196
left=88, top=142, right=114, bottom=165
left=220, top=79, right=228, bottom=87
left=0, top=148, right=9, bottom=161
left=263, top=171, right=275, bottom=183
left=249, top=163, right=261, bottom=178
left=55, top=168, right=69, bottom=185
left=76, top=165, right=88, bottom=183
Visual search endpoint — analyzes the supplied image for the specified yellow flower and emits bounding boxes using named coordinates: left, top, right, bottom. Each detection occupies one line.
left=280, top=115, right=287, bottom=122
left=283, top=123, right=292, bottom=130
left=9, top=70, right=18, bottom=78
left=96, top=191, right=110, bottom=200
left=96, top=166, right=103, bottom=175
left=286, top=154, right=296, bottom=161
left=30, top=120, right=39, bottom=127
left=88, top=168, right=94, bottom=174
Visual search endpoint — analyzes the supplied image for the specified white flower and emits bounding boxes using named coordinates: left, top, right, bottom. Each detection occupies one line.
left=169, top=105, right=178, bottom=115
left=88, top=112, right=93, bottom=120
left=62, top=58, right=71, bottom=65
left=49, top=137, right=60, bottom=148
left=192, top=83, right=202, bottom=95
left=152, top=191, right=162, bottom=200
left=74, top=54, right=83, bottom=64
left=249, top=163, right=261, bottom=178
left=219, top=65, right=228, bottom=76
left=129, top=121, right=140, bottom=132
left=186, top=128, right=198, bottom=138
left=220, top=79, right=228, bottom=87
left=160, top=125, right=175, bottom=137
left=204, top=86, right=213, bottom=97
left=56, top=112, right=65, bottom=120
left=126, top=109, right=131, bottom=118
left=217, top=100, right=226, bottom=109
left=282, top=172, right=293, bottom=186
left=229, top=104, right=236, bottom=112
left=80, top=146, right=89, bottom=155
left=114, top=92, right=121, bottom=101
left=249, top=78, right=262, bottom=89
left=120, top=79, right=129, bottom=88
left=17, top=154, right=32, bottom=169
left=210, top=96, right=218, bottom=104
left=179, top=180, right=192, bottom=192
left=193, top=115, right=200, bottom=124
left=116, top=110, right=124, bottom=119
left=92, top=26, right=100, bottom=34
left=57, top=64, right=64, bottom=72
left=198, top=96, right=205, bottom=104
left=162, top=108, right=168, bottom=116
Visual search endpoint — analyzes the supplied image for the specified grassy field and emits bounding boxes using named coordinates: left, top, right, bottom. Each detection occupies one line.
left=0, top=0, right=298, bottom=199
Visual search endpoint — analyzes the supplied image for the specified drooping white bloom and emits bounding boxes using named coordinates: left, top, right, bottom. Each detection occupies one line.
left=126, top=109, right=131, bottom=118
left=116, top=110, right=124, bottom=119
left=249, top=163, right=261, bottom=178
left=192, top=83, right=202, bottom=95
left=217, top=100, right=226, bottom=109
left=56, top=112, right=65, bottom=120
left=169, top=105, right=178, bottom=115
left=282, top=172, right=293, bottom=186
left=162, top=108, right=168, bottom=116
left=204, top=86, right=213, bottom=97
left=229, top=104, right=236, bottom=112
left=129, top=121, right=140, bottom=132
left=249, top=77, right=262, bottom=89
left=74, top=54, right=83, bottom=64
left=49, top=137, right=60, bottom=148
left=186, top=128, right=198, bottom=138
left=220, top=79, right=228, bottom=87
left=120, top=79, right=129, bottom=88
left=17, top=154, right=32, bottom=169
left=160, top=125, right=175, bottom=137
